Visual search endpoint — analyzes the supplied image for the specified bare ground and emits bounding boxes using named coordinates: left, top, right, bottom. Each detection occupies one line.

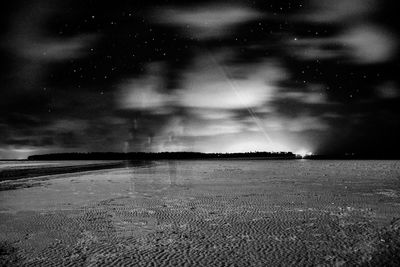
left=1, top=160, right=400, bottom=266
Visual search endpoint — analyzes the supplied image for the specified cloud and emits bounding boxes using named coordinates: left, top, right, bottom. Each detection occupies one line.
left=339, top=25, right=398, bottom=64
left=290, top=1, right=397, bottom=64
left=115, top=46, right=336, bottom=153
left=177, top=52, right=286, bottom=109
left=18, top=35, right=97, bottom=62
left=189, top=108, right=235, bottom=120
left=169, top=117, right=243, bottom=137
left=375, top=81, right=399, bottom=99
left=302, top=0, right=377, bottom=23
left=278, top=83, right=328, bottom=105
left=119, top=52, right=287, bottom=111
left=1, top=0, right=98, bottom=93
left=119, top=78, right=173, bottom=111
left=0, top=146, right=41, bottom=160
left=289, top=24, right=397, bottom=64
left=50, top=119, right=88, bottom=132
left=1, top=0, right=399, bottom=157
left=177, top=78, right=273, bottom=109
left=283, top=115, right=329, bottom=132
left=153, top=4, right=263, bottom=39
left=6, top=0, right=97, bottom=62
left=118, top=62, right=175, bottom=111
left=289, top=37, right=343, bottom=60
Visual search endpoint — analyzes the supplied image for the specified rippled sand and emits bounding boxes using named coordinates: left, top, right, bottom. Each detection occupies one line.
left=1, top=160, right=400, bottom=266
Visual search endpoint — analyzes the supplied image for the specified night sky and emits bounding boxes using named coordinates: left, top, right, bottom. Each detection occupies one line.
left=1, top=0, right=399, bottom=159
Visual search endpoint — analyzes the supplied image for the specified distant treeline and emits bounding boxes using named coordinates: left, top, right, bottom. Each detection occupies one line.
left=27, top=152, right=297, bottom=160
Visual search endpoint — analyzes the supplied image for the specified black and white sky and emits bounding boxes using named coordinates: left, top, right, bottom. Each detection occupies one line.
left=1, top=0, right=399, bottom=158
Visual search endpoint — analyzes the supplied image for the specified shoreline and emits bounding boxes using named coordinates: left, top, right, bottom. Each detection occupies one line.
left=0, top=161, right=138, bottom=182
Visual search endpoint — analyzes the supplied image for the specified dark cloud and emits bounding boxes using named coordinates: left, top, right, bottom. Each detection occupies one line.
left=0, top=0, right=399, bottom=158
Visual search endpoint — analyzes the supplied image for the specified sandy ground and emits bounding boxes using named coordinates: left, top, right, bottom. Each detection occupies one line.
left=1, top=160, right=400, bottom=266
left=0, top=161, right=129, bottom=184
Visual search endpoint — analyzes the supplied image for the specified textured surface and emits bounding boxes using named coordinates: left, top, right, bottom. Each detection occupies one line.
left=0, top=161, right=126, bottom=183
left=1, top=160, right=400, bottom=266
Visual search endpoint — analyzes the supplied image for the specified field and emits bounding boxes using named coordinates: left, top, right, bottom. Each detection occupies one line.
left=1, top=160, right=400, bottom=266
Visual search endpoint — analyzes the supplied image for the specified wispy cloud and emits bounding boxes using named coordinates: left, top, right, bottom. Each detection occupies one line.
left=17, top=35, right=97, bottom=61
left=301, top=0, right=377, bottom=23
left=340, top=25, right=397, bottom=64
left=177, top=52, right=285, bottom=109
left=152, top=4, right=263, bottom=39
left=289, top=25, right=397, bottom=64
left=1, top=0, right=399, bottom=157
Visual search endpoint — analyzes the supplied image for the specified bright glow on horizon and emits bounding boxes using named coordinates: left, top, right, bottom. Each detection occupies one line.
left=0, top=147, right=39, bottom=160
left=295, top=150, right=313, bottom=158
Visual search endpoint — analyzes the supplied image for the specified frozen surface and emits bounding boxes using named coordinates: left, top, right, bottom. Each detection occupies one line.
left=1, top=160, right=400, bottom=266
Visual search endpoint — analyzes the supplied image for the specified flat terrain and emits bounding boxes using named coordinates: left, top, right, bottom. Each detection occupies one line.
left=1, top=160, right=400, bottom=266
left=0, top=161, right=128, bottom=184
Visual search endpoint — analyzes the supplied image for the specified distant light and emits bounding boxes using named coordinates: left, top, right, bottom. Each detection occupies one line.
left=296, top=150, right=313, bottom=158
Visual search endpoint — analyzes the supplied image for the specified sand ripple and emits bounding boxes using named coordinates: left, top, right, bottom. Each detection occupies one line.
left=1, top=160, right=400, bottom=266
